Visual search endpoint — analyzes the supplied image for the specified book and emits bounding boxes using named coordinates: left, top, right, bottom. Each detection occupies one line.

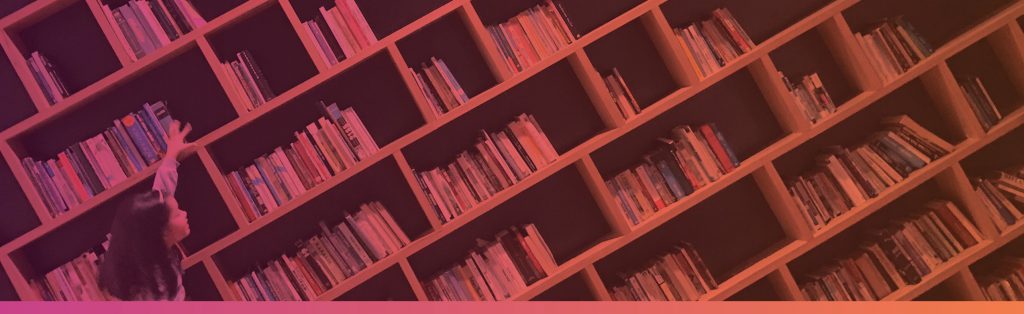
left=672, top=8, right=754, bottom=79
left=602, top=68, right=642, bottom=119
left=608, top=242, right=718, bottom=301
left=301, top=1, right=378, bottom=64
left=31, top=236, right=112, bottom=301
left=486, top=0, right=576, bottom=74
left=26, top=52, right=70, bottom=105
left=410, top=57, right=470, bottom=117
left=957, top=76, right=1003, bottom=131
left=223, top=50, right=275, bottom=112
left=780, top=72, right=837, bottom=124
left=854, top=17, right=932, bottom=83
left=101, top=0, right=207, bottom=61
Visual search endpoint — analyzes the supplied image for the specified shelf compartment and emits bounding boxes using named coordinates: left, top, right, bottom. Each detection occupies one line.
left=0, top=45, right=37, bottom=132
left=583, top=19, right=680, bottom=112
left=212, top=156, right=432, bottom=281
left=530, top=271, right=598, bottom=301
left=470, top=0, right=643, bottom=39
left=10, top=47, right=236, bottom=159
left=961, top=123, right=1024, bottom=176
left=726, top=276, right=783, bottom=301
left=183, top=263, right=225, bottom=301
left=206, top=2, right=317, bottom=99
left=0, top=0, right=33, bottom=19
left=590, top=69, right=787, bottom=179
left=7, top=0, right=122, bottom=97
left=176, top=156, right=240, bottom=255
left=0, top=153, right=41, bottom=246
left=209, top=51, right=424, bottom=172
left=0, top=267, right=16, bottom=301
left=189, top=0, right=246, bottom=22
left=842, top=0, right=1016, bottom=49
left=946, top=37, right=1024, bottom=121
left=774, top=79, right=968, bottom=179
left=913, top=273, right=974, bottom=301
left=769, top=26, right=861, bottom=111
left=407, top=166, right=614, bottom=279
left=659, top=0, right=833, bottom=45
left=351, top=0, right=450, bottom=39
left=396, top=11, right=500, bottom=106
left=401, top=60, right=606, bottom=170
left=335, top=264, right=417, bottom=301
left=593, top=177, right=792, bottom=292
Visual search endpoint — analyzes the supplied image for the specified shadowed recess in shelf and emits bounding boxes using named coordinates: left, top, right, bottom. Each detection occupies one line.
left=396, top=11, right=499, bottom=101
left=349, top=0, right=450, bottom=39
left=946, top=39, right=1024, bottom=117
left=659, top=0, right=833, bottom=44
left=209, top=51, right=424, bottom=172
left=913, top=276, right=970, bottom=301
left=0, top=154, right=40, bottom=246
left=774, top=79, right=967, bottom=178
left=0, top=47, right=36, bottom=132
left=470, top=0, right=643, bottom=38
left=584, top=18, right=680, bottom=112
left=335, top=264, right=418, bottom=301
left=207, top=2, right=317, bottom=97
left=969, top=229, right=1024, bottom=294
left=590, top=69, right=786, bottom=179
left=182, top=263, right=224, bottom=301
left=401, top=60, right=606, bottom=169
left=408, top=167, right=613, bottom=277
left=593, top=177, right=791, bottom=288
left=786, top=178, right=968, bottom=283
left=961, top=124, right=1024, bottom=176
left=769, top=26, right=860, bottom=108
left=726, top=276, right=783, bottom=300
left=842, top=0, right=1016, bottom=49
left=0, top=0, right=32, bottom=18
left=212, top=157, right=431, bottom=280
left=175, top=156, right=239, bottom=255
left=530, top=271, right=598, bottom=301
left=9, top=0, right=121, bottom=95
left=0, top=267, right=16, bottom=301
left=188, top=0, right=246, bottom=21
left=11, top=48, right=237, bottom=159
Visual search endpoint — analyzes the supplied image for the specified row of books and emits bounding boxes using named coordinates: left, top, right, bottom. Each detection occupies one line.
left=302, top=1, right=378, bottom=66
left=673, top=8, right=754, bottom=79
left=421, top=224, right=557, bottom=301
left=602, top=68, right=642, bottom=120
left=26, top=52, right=69, bottom=105
left=101, top=0, right=206, bottom=61
left=413, top=114, right=558, bottom=224
left=605, top=123, right=740, bottom=226
left=799, top=200, right=982, bottom=301
left=225, top=102, right=378, bottom=222
left=958, top=76, right=1003, bottom=131
left=980, top=257, right=1024, bottom=301
left=409, top=57, right=470, bottom=117
left=22, top=102, right=176, bottom=218
left=972, top=166, right=1024, bottom=233
left=221, top=50, right=275, bottom=111
left=487, top=0, right=578, bottom=74
left=854, top=17, right=934, bottom=83
left=786, top=116, right=954, bottom=230
left=781, top=72, right=837, bottom=124
left=232, top=201, right=409, bottom=301
left=31, top=238, right=111, bottom=301
left=608, top=242, right=718, bottom=301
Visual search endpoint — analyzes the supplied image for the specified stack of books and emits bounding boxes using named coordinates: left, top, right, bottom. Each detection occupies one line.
left=786, top=116, right=953, bottom=230
left=972, top=166, right=1024, bottom=233
left=486, top=0, right=578, bottom=74
left=853, top=17, right=934, bottom=83
left=31, top=238, right=111, bottom=301
left=605, top=123, right=740, bottom=226
left=608, top=242, right=718, bottom=301
left=672, top=8, right=754, bottom=79
left=958, top=76, right=1003, bottom=131
left=602, top=68, right=641, bottom=120
left=26, top=52, right=69, bottom=105
left=799, top=200, right=981, bottom=301
left=232, top=201, right=408, bottom=301
left=409, top=57, right=470, bottom=117
left=22, top=102, right=175, bottom=218
left=301, top=1, right=377, bottom=66
left=225, top=102, right=378, bottom=222
left=979, top=257, right=1024, bottom=300
left=413, top=114, right=558, bottom=224
left=101, top=0, right=206, bottom=61
left=421, top=224, right=556, bottom=301
left=781, top=72, right=837, bottom=124
left=222, top=50, right=275, bottom=111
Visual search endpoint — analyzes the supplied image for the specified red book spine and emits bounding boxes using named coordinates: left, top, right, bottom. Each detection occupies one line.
left=698, top=125, right=735, bottom=173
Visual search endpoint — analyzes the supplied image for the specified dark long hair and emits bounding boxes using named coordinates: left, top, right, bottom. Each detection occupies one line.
left=98, top=191, right=180, bottom=300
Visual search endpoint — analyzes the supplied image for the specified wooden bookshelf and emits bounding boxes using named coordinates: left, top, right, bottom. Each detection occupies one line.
left=0, top=0, right=1022, bottom=301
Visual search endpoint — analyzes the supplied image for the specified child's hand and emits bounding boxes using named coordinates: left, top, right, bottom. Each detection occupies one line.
left=165, top=120, right=195, bottom=161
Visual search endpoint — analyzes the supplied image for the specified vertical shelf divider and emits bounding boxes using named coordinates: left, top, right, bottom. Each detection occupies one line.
left=392, top=150, right=443, bottom=230
left=0, top=253, right=33, bottom=300
left=919, top=63, right=986, bottom=139
left=817, top=14, right=883, bottom=92
left=752, top=163, right=814, bottom=241
left=458, top=0, right=513, bottom=82
left=581, top=264, right=612, bottom=301
left=768, top=265, right=805, bottom=301
left=568, top=51, right=626, bottom=129
left=748, top=56, right=813, bottom=134
left=83, top=0, right=134, bottom=66
left=398, top=258, right=429, bottom=301
left=945, top=269, right=988, bottom=300
left=197, top=147, right=249, bottom=228
left=986, top=23, right=1024, bottom=95
left=643, top=6, right=699, bottom=86
left=386, top=43, right=438, bottom=124
left=1, top=141, right=53, bottom=224
left=0, top=31, right=51, bottom=112
left=934, top=164, right=1000, bottom=240
left=202, top=257, right=236, bottom=301
left=575, top=156, right=632, bottom=236
left=277, top=0, right=329, bottom=73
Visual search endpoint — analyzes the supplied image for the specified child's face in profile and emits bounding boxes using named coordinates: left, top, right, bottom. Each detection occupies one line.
left=164, top=197, right=191, bottom=245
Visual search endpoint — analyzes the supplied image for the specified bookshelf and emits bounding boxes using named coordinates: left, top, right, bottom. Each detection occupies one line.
left=0, top=0, right=1022, bottom=301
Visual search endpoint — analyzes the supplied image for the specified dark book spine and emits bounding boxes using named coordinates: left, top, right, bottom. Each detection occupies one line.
left=239, top=51, right=276, bottom=99
left=313, top=14, right=346, bottom=61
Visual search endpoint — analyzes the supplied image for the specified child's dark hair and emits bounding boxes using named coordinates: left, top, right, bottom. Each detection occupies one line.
left=98, top=190, right=180, bottom=300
